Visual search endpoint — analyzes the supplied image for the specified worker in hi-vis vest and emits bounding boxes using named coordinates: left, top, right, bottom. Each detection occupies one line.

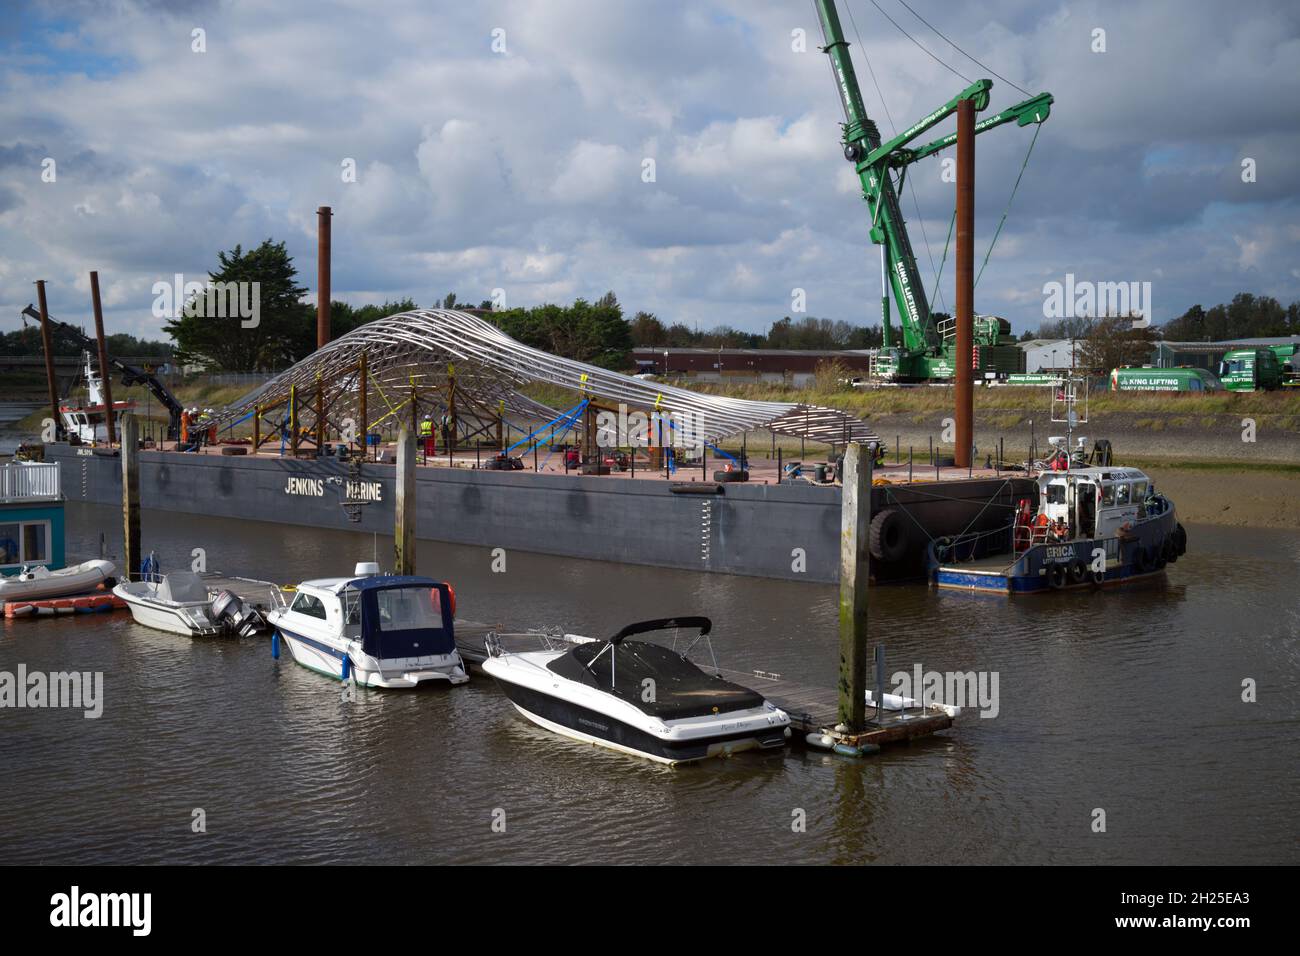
left=419, top=414, right=434, bottom=457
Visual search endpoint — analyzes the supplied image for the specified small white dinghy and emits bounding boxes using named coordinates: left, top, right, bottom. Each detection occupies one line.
left=0, top=560, right=116, bottom=603
left=114, top=571, right=223, bottom=637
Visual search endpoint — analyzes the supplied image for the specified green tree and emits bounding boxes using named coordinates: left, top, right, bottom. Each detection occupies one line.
left=629, top=310, right=668, bottom=346
left=164, top=240, right=310, bottom=370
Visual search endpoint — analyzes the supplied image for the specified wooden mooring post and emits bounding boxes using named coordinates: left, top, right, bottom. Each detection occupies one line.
left=35, top=280, right=63, bottom=442
left=837, top=441, right=871, bottom=731
left=121, top=414, right=141, bottom=580
left=394, top=427, right=416, bottom=574
left=89, top=271, right=115, bottom=446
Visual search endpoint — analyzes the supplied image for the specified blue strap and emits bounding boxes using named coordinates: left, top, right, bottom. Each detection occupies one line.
left=505, top=399, right=588, bottom=454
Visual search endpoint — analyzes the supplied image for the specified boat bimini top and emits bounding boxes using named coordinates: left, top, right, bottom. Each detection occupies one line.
left=342, top=575, right=457, bottom=660
left=544, top=617, right=766, bottom=720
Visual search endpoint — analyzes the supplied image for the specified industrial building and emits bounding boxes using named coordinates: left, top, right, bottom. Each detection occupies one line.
left=1018, top=339, right=1081, bottom=373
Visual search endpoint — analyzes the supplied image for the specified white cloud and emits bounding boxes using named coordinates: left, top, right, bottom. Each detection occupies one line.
left=550, top=141, right=629, bottom=203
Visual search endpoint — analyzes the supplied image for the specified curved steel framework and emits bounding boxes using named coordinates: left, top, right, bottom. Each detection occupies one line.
left=214, top=309, right=876, bottom=450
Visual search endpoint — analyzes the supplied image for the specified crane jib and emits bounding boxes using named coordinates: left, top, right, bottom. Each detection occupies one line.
left=815, top=0, right=1051, bottom=380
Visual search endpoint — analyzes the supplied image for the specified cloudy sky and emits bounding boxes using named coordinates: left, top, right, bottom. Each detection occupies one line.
left=2, top=0, right=1297, bottom=343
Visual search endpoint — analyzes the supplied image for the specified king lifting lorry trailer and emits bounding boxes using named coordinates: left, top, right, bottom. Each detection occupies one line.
left=814, top=0, right=1053, bottom=383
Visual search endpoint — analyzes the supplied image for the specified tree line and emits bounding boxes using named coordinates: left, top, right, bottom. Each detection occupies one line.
left=0, top=324, right=171, bottom=359
left=628, top=312, right=885, bottom=351
left=1027, top=294, right=1300, bottom=342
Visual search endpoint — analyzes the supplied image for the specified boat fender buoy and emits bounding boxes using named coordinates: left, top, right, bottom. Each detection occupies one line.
left=1174, top=523, right=1187, bottom=556
left=1090, top=566, right=1106, bottom=588
left=833, top=742, right=881, bottom=758
left=805, top=732, right=836, bottom=750
left=1068, top=560, right=1087, bottom=585
left=1048, top=562, right=1068, bottom=589
left=868, top=508, right=908, bottom=564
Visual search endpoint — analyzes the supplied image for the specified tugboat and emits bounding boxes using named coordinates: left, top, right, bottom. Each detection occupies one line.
left=930, top=465, right=1185, bottom=593
left=59, top=351, right=136, bottom=444
left=929, top=375, right=1187, bottom=594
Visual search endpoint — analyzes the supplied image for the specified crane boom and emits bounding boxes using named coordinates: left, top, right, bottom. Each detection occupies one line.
left=21, top=304, right=184, bottom=440
left=815, top=0, right=933, bottom=353
left=813, top=0, right=1053, bottom=381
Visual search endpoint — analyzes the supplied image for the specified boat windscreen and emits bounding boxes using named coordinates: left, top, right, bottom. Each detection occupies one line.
left=359, top=584, right=456, bottom=658
left=157, top=572, right=208, bottom=604
left=547, top=640, right=764, bottom=719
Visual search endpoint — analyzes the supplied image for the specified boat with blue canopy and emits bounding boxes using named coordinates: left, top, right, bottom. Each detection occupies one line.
left=268, top=563, right=468, bottom=689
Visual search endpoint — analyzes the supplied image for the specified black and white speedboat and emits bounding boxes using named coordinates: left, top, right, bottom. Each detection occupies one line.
left=481, top=617, right=790, bottom=765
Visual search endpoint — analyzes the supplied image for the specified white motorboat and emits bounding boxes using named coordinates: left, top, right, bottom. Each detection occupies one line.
left=481, top=617, right=791, bottom=765
left=114, top=571, right=224, bottom=637
left=267, top=564, right=468, bottom=689
left=0, top=559, right=116, bottom=602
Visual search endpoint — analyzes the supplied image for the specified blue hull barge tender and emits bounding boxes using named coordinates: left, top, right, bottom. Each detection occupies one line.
left=930, top=466, right=1186, bottom=595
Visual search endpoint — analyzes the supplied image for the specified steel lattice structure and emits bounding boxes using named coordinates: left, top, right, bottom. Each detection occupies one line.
left=213, top=309, right=877, bottom=447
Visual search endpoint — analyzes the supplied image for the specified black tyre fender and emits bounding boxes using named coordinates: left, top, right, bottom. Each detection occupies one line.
left=1048, top=562, right=1068, bottom=589
left=713, top=469, right=749, bottom=483
left=868, top=507, right=908, bottom=563
left=1069, top=559, right=1088, bottom=585
left=1090, top=566, right=1106, bottom=588
left=1174, top=523, right=1187, bottom=556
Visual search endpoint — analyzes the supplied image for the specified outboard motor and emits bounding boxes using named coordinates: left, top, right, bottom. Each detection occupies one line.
left=211, top=589, right=266, bottom=638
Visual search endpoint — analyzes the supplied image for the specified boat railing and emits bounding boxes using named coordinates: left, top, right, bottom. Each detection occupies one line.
left=485, top=627, right=579, bottom=658
left=0, top=462, right=61, bottom=502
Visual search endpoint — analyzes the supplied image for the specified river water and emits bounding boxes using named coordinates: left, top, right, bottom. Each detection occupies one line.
left=1, top=503, right=1296, bottom=864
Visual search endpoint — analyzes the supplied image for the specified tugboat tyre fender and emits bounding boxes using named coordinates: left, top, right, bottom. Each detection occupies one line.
left=868, top=508, right=908, bottom=564
left=1048, top=562, right=1068, bottom=589
left=1068, top=560, right=1087, bottom=585
left=1090, top=566, right=1106, bottom=588
left=1174, top=523, right=1187, bottom=556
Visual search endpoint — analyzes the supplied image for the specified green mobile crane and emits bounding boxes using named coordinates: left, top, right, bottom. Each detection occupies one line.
left=814, top=0, right=1053, bottom=382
